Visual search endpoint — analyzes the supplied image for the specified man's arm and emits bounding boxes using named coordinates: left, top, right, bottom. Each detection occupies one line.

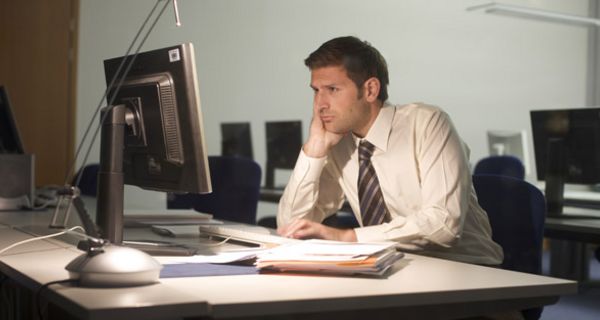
left=276, top=149, right=351, bottom=237
left=278, top=219, right=356, bottom=241
left=276, top=102, right=354, bottom=240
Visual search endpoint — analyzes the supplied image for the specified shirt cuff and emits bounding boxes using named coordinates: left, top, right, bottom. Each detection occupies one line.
left=295, top=149, right=327, bottom=182
left=354, top=217, right=421, bottom=243
left=354, top=225, right=389, bottom=242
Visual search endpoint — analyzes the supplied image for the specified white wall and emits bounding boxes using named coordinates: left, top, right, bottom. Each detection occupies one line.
left=77, top=0, right=590, bottom=210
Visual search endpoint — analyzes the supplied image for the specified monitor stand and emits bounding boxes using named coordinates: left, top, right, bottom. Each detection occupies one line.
left=544, top=138, right=566, bottom=218
left=95, top=105, right=201, bottom=256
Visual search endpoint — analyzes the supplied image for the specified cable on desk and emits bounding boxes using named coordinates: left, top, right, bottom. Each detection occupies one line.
left=198, top=235, right=233, bottom=247
left=27, top=184, right=61, bottom=210
left=35, top=278, right=77, bottom=320
left=0, top=226, right=85, bottom=256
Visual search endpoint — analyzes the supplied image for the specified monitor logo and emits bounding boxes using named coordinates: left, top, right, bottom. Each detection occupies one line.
left=168, top=48, right=181, bottom=62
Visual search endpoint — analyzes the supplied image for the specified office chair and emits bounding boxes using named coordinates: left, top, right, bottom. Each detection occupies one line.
left=72, top=164, right=100, bottom=196
left=167, top=156, right=262, bottom=225
left=472, top=174, right=546, bottom=320
left=473, top=155, right=525, bottom=180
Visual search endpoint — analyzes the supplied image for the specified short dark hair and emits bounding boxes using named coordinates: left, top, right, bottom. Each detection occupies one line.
left=304, top=36, right=389, bottom=102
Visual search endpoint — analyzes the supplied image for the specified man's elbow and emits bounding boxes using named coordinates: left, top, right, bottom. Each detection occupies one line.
left=427, top=226, right=461, bottom=248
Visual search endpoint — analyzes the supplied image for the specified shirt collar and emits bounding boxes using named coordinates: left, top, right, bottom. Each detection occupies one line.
left=352, top=102, right=395, bottom=152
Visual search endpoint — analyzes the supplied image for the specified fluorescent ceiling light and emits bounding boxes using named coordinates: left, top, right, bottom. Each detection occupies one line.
left=467, top=2, right=600, bottom=27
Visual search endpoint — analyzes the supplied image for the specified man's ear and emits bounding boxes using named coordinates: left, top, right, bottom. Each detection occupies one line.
left=363, top=77, right=381, bottom=102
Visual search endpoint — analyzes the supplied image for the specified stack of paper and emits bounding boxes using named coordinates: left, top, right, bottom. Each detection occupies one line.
left=256, top=239, right=403, bottom=276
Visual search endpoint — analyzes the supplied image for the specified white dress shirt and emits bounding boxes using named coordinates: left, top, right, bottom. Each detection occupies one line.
left=278, top=102, right=503, bottom=265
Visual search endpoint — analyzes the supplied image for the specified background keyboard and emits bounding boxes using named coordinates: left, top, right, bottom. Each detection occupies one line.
left=198, top=224, right=298, bottom=246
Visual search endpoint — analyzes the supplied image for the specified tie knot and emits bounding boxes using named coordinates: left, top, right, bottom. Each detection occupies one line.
left=359, top=140, right=375, bottom=160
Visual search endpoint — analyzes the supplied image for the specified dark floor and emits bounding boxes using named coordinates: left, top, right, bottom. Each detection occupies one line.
left=540, top=248, right=600, bottom=319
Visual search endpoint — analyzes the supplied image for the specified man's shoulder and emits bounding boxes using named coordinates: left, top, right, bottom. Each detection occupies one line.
left=394, top=102, right=443, bottom=113
left=392, top=102, right=448, bottom=120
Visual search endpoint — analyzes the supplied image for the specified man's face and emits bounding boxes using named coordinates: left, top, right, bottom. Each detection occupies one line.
left=310, top=66, right=371, bottom=136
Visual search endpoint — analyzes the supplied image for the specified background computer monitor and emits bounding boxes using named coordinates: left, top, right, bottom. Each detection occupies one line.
left=265, top=120, right=302, bottom=188
left=0, top=86, right=25, bottom=154
left=530, top=107, right=600, bottom=216
left=0, top=86, right=33, bottom=210
left=221, top=122, right=253, bottom=159
left=487, top=130, right=530, bottom=175
left=101, top=43, right=211, bottom=244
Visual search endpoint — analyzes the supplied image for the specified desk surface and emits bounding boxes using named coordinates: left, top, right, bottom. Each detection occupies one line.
left=0, top=210, right=578, bottom=320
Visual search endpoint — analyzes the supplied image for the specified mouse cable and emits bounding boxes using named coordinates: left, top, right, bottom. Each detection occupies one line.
left=35, top=278, right=77, bottom=320
left=198, top=236, right=234, bottom=247
left=0, top=226, right=85, bottom=256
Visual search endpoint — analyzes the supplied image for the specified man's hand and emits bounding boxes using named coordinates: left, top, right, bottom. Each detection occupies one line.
left=303, top=103, right=344, bottom=158
left=277, top=219, right=357, bottom=242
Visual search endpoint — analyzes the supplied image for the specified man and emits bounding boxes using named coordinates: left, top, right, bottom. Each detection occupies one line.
left=277, top=36, right=503, bottom=266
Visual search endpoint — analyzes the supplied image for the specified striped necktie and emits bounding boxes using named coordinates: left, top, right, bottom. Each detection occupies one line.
left=358, top=140, right=390, bottom=226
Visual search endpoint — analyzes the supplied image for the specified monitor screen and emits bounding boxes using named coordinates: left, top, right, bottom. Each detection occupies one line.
left=100, top=43, right=211, bottom=244
left=0, top=86, right=25, bottom=154
left=265, top=120, right=302, bottom=188
left=530, top=108, right=600, bottom=184
left=221, top=122, right=253, bottom=159
left=531, top=107, right=600, bottom=216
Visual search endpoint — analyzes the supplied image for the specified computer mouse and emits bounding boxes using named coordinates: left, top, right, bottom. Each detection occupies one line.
left=65, top=244, right=162, bottom=287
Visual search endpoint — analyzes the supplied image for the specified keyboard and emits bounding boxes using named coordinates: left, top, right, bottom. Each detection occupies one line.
left=558, top=206, right=600, bottom=219
left=198, top=224, right=298, bottom=247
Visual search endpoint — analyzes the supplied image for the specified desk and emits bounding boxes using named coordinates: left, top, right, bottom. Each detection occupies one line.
left=0, top=210, right=577, bottom=320
left=544, top=207, right=600, bottom=283
left=545, top=215, right=600, bottom=244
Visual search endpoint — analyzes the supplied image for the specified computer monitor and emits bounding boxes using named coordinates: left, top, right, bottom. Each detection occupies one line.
left=221, top=122, right=253, bottom=159
left=487, top=130, right=530, bottom=175
left=100, top=43, right=211, bottom=244
left=265, top=120, right=302, bottom=188
left=530, top=107, right=600, bottom=216
left=0, top=86, right=33, bottom=210
left=0, top=86, right=25, bottom=154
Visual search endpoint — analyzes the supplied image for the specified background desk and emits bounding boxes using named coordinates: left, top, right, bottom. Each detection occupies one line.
left=0, top=209, right=577, bottom=320
left=544, top=207, right=600, bottom=283
left=263, top=186, right=600, bottom=283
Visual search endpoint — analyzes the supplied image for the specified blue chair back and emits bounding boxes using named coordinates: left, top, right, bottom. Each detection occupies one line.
left=472, top=174, right=546, bottom=320
left=167, top=156, right=262, bottom=225
left=73, top=164, right=100, bottom=196
left=474, top=155, right=525, bottom=180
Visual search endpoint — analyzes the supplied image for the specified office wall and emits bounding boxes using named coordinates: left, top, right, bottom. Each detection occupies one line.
left=1, top=0, right=78, bottom=186
left=77, top=0, right=589, bottom=209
